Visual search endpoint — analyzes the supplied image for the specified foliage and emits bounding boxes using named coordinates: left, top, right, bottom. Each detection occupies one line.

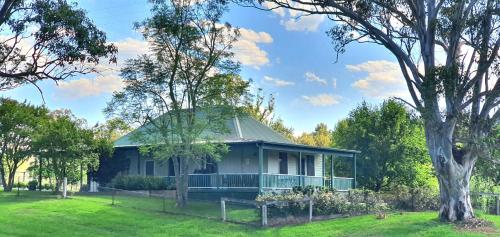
left=27, top=180, right=37, bottom=191
left=91, top=119, right=131, bottom=185
left=256, top=188, right=388, bottom=218
left=0, top=98, right=48, bottom=191
left=105, top=0, right=249, bottom=207
left=241, top=0, right=500, bottom=221
left=32, top=110, right=99, bottom=192
left=42, top=183, right=55, bottom=191
left=243, top=88, right=294, bottom=140
left=0, top=0, right=117, bottom=90
left=295, top=123, right=332, bottom=147
left=472, top=125, right=500, bottom=186
left=12, top=182, right=26, bottom=189
left=332, top=100, right=435, bottom=191
left=381, top=185, right=440, bottom=211
left=110, top=175, right=172, bottom=191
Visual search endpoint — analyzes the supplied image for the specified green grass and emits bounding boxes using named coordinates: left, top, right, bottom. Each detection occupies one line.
left=0, top=191, right=499, bottom=237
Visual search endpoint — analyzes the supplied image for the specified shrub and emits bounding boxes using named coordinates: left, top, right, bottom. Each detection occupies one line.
left=110, top=175, right=172, bottom=191
left=27, top=180, right=38, bottom=191
left=42, top=184, right=55, bottom=191
left=13, top=182, right=27, bottom=189
left=256, top=188, right=388, bottom=218
left=381, top=185, right=439, bottom=211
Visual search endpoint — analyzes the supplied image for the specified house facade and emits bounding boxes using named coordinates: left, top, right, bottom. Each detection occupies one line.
left=112, top=115, right=358, bottom=199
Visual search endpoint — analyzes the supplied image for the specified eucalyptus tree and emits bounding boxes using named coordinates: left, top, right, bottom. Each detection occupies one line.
left=0, top=98, right=48, bottom=191
left=239, top=0, right=499, bottom=221
left=244, top=88, right=295, bottom=140
left=105, top=0, right=249, bottom=207
left=0, top=0, right=117, bottom=91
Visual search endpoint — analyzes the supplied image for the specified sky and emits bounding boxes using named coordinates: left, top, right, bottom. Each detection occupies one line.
left=1, top=0, right=411, bottom=135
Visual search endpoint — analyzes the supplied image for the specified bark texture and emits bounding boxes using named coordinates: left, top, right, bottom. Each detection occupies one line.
left=425, top=121, right=476, bottom=221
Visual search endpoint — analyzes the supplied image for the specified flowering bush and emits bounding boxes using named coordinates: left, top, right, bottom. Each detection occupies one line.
left=256, top=188, right=388, bottom=217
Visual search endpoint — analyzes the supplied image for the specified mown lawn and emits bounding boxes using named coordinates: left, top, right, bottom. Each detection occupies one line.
left=0, top=191, right=499, bottom=237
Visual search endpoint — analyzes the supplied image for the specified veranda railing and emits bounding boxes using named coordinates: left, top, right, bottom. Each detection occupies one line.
left=161, top=173, right=353, bottom=190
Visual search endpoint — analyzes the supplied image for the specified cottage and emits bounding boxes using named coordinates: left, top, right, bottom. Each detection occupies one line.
left=111, top=115, right=359, bottom=199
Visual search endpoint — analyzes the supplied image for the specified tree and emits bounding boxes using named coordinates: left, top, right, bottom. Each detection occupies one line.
left=0, top=0, right=117, bottom=91
left=106, top=0, right=249, bottom=207
left=32, top=111, right=98, bottom=192
left=296, top=123, right=332, bottom=147
left=91, top=119, right=131, bottom=186
left=241, top=0, right=499, bottom=221
left=0, top=98, right=47, bottom=191
left=244, top=88, right=295, bottom=140
left=332, top=100, right=433, bottom=191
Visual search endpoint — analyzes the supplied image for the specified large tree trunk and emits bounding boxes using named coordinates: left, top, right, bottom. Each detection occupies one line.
left=173, top=157, right=189, bottom=207
left=425, top=122, right=475, bottom=221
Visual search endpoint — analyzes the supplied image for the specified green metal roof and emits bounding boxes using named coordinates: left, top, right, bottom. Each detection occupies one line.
left=113, top=114, right=295, bottom=147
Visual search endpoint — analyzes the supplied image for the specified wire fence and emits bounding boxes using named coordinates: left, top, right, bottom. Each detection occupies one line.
left=471, top=192, right=500, bottom=215
left=95, top=187, right=346, bottom=227
left=97, top=187, right=225, bottom=220
left=24, top=187, right=494, bottom=228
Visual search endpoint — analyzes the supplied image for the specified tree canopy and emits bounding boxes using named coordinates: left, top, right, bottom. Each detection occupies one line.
left=32, top=110, right=99, bottom=191
left=0, top=98, right=48, bottom=191
left=0, top=0, right=117, bottom=91
left=243, top=88, right=295, bottom=140
left=240, top=0, right=499, bottom=221
left=106, top=0, right=249, bottom=207
left=332, top=100, right=434, bottom=191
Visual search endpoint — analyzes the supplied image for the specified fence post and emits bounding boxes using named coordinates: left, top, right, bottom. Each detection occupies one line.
left=63, top=177, right=67, bottom=199
left=221, top=198, right=226, bottom=222
left=261, top=203, right=268, bottom=227
left=111, top=190, right=116, bottom=206
left=308, top=199, right=313, bottom=222
left=496, top=195, right=499, bottom=215
left=16, top=177, right=20, bottom=197
left=163, top=194, right=166, bottom=212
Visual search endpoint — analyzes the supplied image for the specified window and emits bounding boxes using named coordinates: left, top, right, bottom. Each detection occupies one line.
left=279, top=152, right=288, bottom=174
left=306, top=155, right=315, bottom=176
left=193, top=156, right=218, bottom=174
left=145, top=160, right=154, bottom=176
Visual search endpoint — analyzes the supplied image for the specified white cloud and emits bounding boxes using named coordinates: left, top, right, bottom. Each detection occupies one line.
left=282, top=14, right=325, bottom=32
left=332, top=78, right=337, bottom=89
left=114, top=38, right=149, bottom=59
left=262, top=1, right=325, bottom=32
left=263, top=75, right=294, bottom=87
left=57, top=74, right=124, bottom=99
left=232, top=28, right=273, bottom=69
left=305, top=72, right=327, bottom=85
left=302, top=94, right=341, bottom=106
left=262, top=2, right=285, bottom=17
left=55, top=37, right=148, bottom=99
left=347, top=60, right=410, bottom=99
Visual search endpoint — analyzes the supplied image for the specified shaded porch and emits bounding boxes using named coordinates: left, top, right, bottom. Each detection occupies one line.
left=163, top=141, right=358, bottom=192
left=162, top=173, right=354, bottom=191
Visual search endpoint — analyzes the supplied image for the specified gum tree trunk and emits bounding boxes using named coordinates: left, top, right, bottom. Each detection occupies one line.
left=425, top=121, right=475, bottom=221
left=173, top=157, right=189, bottom=207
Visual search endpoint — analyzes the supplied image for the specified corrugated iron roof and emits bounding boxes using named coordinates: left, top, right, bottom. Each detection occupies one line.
left=113, top=114, right=295, bottom=147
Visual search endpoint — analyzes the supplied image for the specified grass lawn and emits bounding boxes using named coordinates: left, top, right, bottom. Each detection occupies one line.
left=0, top=191, right=499, bottom=237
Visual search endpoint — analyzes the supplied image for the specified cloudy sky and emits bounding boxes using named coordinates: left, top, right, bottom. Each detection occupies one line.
left=2, top=0, right=410, bottom=135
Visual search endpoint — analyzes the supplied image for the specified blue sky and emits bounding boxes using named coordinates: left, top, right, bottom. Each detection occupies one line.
left=1, top=0, right=410, bottom=135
